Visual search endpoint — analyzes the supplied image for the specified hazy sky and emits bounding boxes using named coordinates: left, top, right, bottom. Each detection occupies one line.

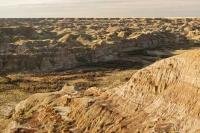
left=0, top=0, right=199, bottom=17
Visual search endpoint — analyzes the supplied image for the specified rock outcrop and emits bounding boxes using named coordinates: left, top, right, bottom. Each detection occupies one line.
left=0, top=18, right=199, bottom=72
left=6, top=50, right=200, bottom=133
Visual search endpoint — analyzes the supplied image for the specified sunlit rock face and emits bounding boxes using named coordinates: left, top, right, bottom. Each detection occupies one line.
left=0, top=18, right=198, bottom=72
left=0, top=18, right=199, bottom=132
left=5, top=50, right=200, bottom=133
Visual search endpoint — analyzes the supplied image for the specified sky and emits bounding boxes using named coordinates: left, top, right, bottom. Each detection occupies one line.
left=0, top=0, right=199, bottom=17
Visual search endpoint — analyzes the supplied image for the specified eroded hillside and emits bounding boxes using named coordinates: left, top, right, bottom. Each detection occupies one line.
left=4, top=49, right=200, bottom=133
left=0, top=18, right=200, bottom=132
left=0, top=18, right=199, bottom=72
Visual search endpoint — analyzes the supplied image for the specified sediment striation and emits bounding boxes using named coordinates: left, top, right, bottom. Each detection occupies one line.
left=5, top=50, right=200, bottom=133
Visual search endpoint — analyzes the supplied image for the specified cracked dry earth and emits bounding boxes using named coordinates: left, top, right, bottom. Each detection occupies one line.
left=4, top=49, right=200, bottom=133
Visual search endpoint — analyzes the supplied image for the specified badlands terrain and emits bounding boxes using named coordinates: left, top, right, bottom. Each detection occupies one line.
left=0, top=18, right=199, bottom=132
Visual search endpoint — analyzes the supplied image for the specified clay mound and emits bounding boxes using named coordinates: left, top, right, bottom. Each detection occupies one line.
left=0, top=18, right=199, bottom=73
left=58, top=33, right=79, bottom=44
left=5, top=50, right=200, bottom=132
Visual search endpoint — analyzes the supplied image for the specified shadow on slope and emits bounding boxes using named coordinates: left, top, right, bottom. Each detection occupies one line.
left=77, top=31, right=199, bottom=72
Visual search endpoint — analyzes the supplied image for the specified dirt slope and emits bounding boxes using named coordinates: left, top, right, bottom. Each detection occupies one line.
left=4, top=49, right=200, bottom=133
